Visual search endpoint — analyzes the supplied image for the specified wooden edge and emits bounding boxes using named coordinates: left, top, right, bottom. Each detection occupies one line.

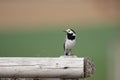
left=84, top=57, right=95, bottom=78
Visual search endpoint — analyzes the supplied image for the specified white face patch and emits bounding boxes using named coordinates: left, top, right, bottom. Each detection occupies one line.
left=72, top=33, right=76, bottom=36
left=66, top=29, right=74, bottom=34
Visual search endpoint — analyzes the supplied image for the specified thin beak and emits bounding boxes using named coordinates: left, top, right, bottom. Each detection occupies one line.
left=63, top=30, right=67, bottom=33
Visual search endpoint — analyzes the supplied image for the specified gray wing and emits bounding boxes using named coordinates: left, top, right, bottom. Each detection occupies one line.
left=63, top=42, right=65, bottom=50
left=63, top=38, right=66, bottom=50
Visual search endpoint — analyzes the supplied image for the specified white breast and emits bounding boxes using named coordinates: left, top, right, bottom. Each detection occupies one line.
left=65, top=39, right=76, bottom=50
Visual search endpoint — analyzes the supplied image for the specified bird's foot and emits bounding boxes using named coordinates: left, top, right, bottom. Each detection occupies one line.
left=60, top=54, right=77, bottom=58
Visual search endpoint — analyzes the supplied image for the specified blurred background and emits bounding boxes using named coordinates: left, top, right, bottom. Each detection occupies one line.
left=0, top=0, right=120, bottom=80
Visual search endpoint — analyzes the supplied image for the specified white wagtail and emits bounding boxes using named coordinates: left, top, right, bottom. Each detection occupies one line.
left=63, top=29, right=76, bottom=56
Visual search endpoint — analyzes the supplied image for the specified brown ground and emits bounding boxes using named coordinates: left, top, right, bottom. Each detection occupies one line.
left=0, top=0, right=119, bottom=28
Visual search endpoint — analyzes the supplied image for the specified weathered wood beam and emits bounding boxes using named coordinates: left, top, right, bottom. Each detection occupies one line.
left=0, top=57, right=95, bottom=79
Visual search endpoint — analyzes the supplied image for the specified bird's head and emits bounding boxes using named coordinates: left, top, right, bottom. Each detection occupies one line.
left=64, top=29, right=76, bottom=36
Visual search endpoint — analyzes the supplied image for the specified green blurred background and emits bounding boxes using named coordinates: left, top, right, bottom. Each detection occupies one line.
left=0, top=0, right=120, bottom=80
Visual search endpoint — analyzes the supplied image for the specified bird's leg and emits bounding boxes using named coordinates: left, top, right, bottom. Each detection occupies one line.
left=64, top=49, right=69, bottom=56
left=65, top=52, right=68, bottom=56
left=68, top=49, right=72, bottom=56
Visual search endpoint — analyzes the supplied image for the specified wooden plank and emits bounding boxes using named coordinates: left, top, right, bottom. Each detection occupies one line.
left=0, top=57, right=95, bottom=78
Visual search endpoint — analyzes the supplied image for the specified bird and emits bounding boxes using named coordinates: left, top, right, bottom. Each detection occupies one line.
left=63, top=29, right=76, bottom=56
